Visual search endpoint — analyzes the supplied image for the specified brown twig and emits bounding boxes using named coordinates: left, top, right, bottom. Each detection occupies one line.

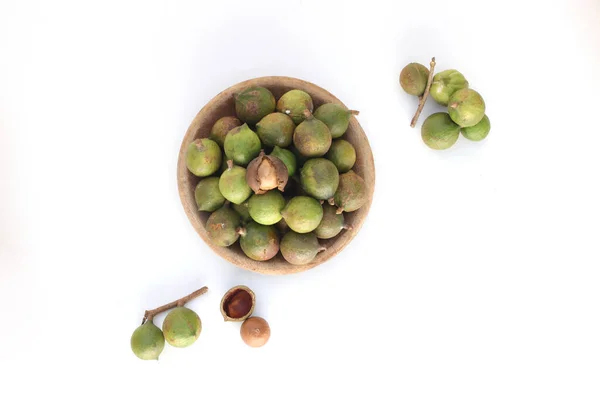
left=141, top=286, right=208, bottom=325
left=410, top=57, right=436, bottom=128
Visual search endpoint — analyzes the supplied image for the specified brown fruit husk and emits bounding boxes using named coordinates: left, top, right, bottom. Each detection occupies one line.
left=246, top=150, right=289, bottom=194
left=220, top=285, right=256, bottom=322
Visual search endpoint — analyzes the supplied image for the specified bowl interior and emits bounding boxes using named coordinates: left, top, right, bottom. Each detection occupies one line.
left=177, top=76, right=375, bottom=274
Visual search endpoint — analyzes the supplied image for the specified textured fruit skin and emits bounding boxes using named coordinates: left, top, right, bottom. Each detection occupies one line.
left=280, top=231, right=322, bottom=265
left=248, top=190, right=286, bottom=225
left=232, top=200, right=251, bottom=222
left=162, top=307, right=202, bottom=348
left=206, top=206, right=241, bottom=246
left=240, top=317, right=271, bottom=348
left=270, top=146, right=297, bottom=176
left=333, top=170, right=367, bottom=213
left=185, top=138, right=222, bottom=177
left=293, top=114, right=332, bottom=157
left=255, top=113, right=295, bottom=148
left=276, top=89, right=314, bottom=124
left=194, top=177, right=225, bottom=212
left=234, top=86, right=276, bottom=125
left=399, top=63, right=429, bottom=96
left=209, top=116, right=241, bottom=147
left=130, top=321, right=165, bottom=360
left=326, top=139, right=356, bottom=173
left=315, top=203, right=347, bottom=239
left=430, top=69, right=469, bottom=106
left=313, top=103, right=356, bottom=138
left=246, top=151, right=289, bottom=194
left=224, top=124, right=262, bottom=166
left=281, top=196, right=323, bottom=233
left=300, top=158, right=340, bottom=200
left=219, top=163, right=252, bottom=204
left=448, top=88, right=486, bottom=127
left=461, top=114, right=490, bottom=141
left=240, top=221, right=280, bottom=261
left=421, top=112, right=461, bottom=150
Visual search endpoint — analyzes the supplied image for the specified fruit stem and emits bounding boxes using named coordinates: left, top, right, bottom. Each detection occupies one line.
left=349, top=110, right=360, bottom=116
left=343, top=224, right=353, bottom=231
left=302, top=109, right=313, bottom=119
left=141, top=286, right=209, bottom=325
left=410, top=57, right=436, bottom=128
left=226, top=160, right=234, bottom=170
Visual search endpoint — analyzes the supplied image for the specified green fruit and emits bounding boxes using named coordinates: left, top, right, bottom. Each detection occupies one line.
left=162, top=307, right=202, bottom=348
left=276, top=90, right=314, bottom=125
left=234, top=86, right=276, bottom=125
left=430, top=70, right=469, bottom=106
left=399, top=63, right=429, bottom=96
left=315, top=203, right=351, bottom=239
left=300, top=158, right=339, bottom=200
left=232, top=200, right=251, bottom=222
left=239, top=221, right=280, bottom=261
left=209, top=116, right=241, bottom=147
left=280, top=231, right=324, bottom=265
left=461, top=114, right=490, bottom=141
left=281, top=196, right=323, bottom=233
left=293, top=111, right=332, bottom=157
left=333, top=170, right=367, bottom=213
left=185, top=138, right=222, bottom=177
left=219, top=161, right=252, bottom=204
left=130, top=321, right=165, bottom=360
left=194, top=177, right=225, bottom=212
left=326, top=140, right=356, bottom=173
left=270, top=146, right=297, bottom=176
left=256, top=113, right=295, bottom=148
left=421, top=112, right=461, bottom=150
left=224, top=123, right=262, bottom=166
left=248, top=190, right=285, bottom=225
left=448, top=88, right=486, bottom=127
left=206, top=206, right=242, bottom=246
left=313, top=103, right=359, bottom=139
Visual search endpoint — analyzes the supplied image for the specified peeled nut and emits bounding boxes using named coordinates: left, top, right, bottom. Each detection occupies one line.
left=220, top=285, right=256, bottom=322
left=246, top=150, right=289, bottom=195
left=240, top=316, right=270, bottom=348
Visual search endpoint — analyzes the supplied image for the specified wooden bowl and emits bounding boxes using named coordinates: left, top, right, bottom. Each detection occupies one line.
left=177, top=76, right=375, bottom=275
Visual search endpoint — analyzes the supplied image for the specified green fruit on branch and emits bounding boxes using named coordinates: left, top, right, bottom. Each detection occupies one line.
left=224, top=123, right=262, bottom=166
left=255, top=112, right=295, bottom=148
left=332, top=170, right=367, bottom=213
left=185, top=138, right=222, bottom=177
left=430, top=69, right=469, bottom=106
left=219, top=160, right=252, bottom=204
left=293, top=110, right=332, bottom=157
left=315, top=203, right=352, bottom=239
left=206, top=205, right=242, bottom=247
left=276, top=89, right=314, bottom=124
left=234, top=86, right=276, bottom=125
left=326, top=139, right=356, bottom=173
left=130, top=321, right=165, bottom=360
left=270, top=146, right=297, bottom=176
left=421, top=112, right=461, bottom=150
left=162, top=307, right=202, bottom=348
left=313, top=103, right=359, bottom=139
left=448, top=88, right=486, bottom=127
left=239, top=221, right=280, bottom=261
left=232, top=200, right=252, bottom=223
left=399, top=62, right=430, bottom=96
left=246, top=150, right=289, bottom=195
left=280, top=231, right=326, bottom=265
left=300, top=158, right=340, bottom=200
left=461, top=114, right=490, bottom=141
left=210, top=116, right=241, bottom=147
left=281, top=196, right=323, bottom=233
left=194, top=177, right=225, bottom=212
left=248, top=190, right=286, bottom=225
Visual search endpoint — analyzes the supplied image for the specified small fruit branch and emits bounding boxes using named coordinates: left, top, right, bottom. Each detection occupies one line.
left=141, top=286, right=208, bottom=324
left=410, top=57, right=436, bottom=128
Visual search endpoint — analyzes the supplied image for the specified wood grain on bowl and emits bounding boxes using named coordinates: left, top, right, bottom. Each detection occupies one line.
left=177, top=76, right=375, bottom=275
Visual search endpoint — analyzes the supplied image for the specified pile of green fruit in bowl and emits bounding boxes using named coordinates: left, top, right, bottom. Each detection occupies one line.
left=177, top=77, right=375, bottom=275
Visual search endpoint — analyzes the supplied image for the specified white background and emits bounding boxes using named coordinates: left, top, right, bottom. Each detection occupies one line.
left=1, top=0, right=599, bottom=399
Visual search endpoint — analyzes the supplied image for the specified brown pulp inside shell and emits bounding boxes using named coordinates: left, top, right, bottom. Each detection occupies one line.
left=223, top=289, right=253, bottom=319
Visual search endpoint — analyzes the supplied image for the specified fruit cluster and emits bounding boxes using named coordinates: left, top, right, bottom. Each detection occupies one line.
left=185, top=86, right=367, bottom=266
left=400, top=59, right=491, bottom=150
